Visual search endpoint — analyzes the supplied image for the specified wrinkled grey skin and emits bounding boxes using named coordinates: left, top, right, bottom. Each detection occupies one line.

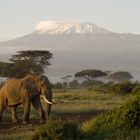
left=0, top=75, right=52, bottom=124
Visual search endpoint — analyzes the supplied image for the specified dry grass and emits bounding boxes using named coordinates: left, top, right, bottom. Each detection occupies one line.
left=0, top=89, right=132, bottom=139
left=50, top=89, right=132, bottom=113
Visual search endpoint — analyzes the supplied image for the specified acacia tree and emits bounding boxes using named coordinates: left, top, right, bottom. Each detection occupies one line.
left=74, top=69, right=108, bottom=80
left=109, top=71, right=133, bottom=82
left=0, top=50, right=53, bottom=78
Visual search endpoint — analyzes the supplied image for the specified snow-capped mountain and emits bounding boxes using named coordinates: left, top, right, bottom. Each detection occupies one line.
left=35, top=21, right=111, bottom=34
left=0, top=21, right=140, bottom=82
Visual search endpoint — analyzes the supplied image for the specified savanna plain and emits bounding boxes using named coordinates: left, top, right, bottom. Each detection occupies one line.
left=0, top=83, right=140, bottom=140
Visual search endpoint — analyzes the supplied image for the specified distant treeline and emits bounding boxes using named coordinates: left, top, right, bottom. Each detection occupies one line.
left=52, top=69, right=135, bottom=91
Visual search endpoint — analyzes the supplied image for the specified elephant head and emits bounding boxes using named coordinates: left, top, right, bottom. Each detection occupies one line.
left=21, top=75, right=53, bottom=116
left=35, top=75, right=52, bottom=105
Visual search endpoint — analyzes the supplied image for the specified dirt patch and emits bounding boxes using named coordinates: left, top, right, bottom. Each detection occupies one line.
left=0, top=119, right=39, bottom=135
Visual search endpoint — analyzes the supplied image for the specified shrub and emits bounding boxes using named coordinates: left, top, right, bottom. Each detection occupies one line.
left=88, top=83, right=109, bottom=93
left=31, top=119, right=80, bottom=140
left=88, top=81, right=137, bottom=94
left=52, top=82, right=63, bottom=89
left=32, top=95, right=140, bottom=140
left=108, top=81, right=135, bottom=94
left=81, top=127, right=140, bottom=140
left=69, top=80, right=79, bottom=89
left=82, top=94, right=140, bottom=134
left=131, top=85, right=140, bottom=95
left=81, top=80, right=103, bottom=88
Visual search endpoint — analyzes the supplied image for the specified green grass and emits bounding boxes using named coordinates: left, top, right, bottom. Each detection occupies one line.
left=0, top=89, right=135, bottom=139
left=0, top=125, right=34, bottom=140
left=81, top=127, right=140, bottom=140
left=51, top=89, right=132, bottom=113
left=31, top=94, right=140, bottom=140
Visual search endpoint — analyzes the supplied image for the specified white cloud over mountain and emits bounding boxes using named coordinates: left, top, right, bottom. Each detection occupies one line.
left=35, top=21, right=111, bottom=34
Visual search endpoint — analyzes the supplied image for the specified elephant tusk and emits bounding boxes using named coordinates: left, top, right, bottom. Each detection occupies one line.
left=43, top=96, right=52, bottom=105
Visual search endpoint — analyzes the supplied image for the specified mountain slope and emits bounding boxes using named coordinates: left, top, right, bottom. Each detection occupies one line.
left=0, top=21, right=140, bottom=82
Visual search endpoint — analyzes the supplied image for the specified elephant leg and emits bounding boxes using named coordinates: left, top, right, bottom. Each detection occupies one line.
left=32, top=98, right=45, bottom=123
left=21, top=96, right=31, bottom=124
left=10, top=106, right=18, bottom=123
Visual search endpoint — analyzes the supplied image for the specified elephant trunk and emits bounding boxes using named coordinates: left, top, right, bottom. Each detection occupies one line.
left=41, top=79, right=52, bottom=117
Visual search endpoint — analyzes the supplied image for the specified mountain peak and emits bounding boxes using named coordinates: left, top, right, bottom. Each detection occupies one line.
left=35, top=20, right=111, bottom=34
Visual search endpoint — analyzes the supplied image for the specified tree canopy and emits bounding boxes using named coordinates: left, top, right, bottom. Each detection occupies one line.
left=0, top=50, right=53, bottom=78
left=0, top=62, right=14, bottom=77
left=109, top=71, right=133, bottom=82
left=74, top=69, right=107, bottom=80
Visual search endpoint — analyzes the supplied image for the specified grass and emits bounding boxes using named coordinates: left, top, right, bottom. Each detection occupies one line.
left=81, top=127, right=140, bottom=140
left=51, top=89, right=132, bottom=113
left=0, top=89, right=134, bottom=139
left=31, top=94, right=140, bottom=140
left=0, top=125, right=34, bottom=140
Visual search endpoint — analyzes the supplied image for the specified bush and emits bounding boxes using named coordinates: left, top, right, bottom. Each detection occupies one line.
left=88, top=83, right=110, bottom=93
left=81, top=127, right=140, bottom=140
left=132, top=85, right=140, bottom=94
left=82, top=95, right=140, bottom=135
left=108, top=81, right=135, bottom=94
left=32, top=95, right=140, bottom=140
left=52, top=82, right=63, bottom=89
left=31, top=119, right=80, bottom=140
left=69, top=80, right=79, bottom=89
left=88, top=81, right=137, bottom=94
left=81, top=80, right=103, bottom=88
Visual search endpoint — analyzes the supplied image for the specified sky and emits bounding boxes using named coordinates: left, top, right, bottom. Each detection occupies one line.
left=0, top=0, right=140, bottom=41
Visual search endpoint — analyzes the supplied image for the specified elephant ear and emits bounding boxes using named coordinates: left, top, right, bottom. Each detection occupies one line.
left=43, top=75, right=51, bottom=90
left=21, top=78, right=40, bottom=100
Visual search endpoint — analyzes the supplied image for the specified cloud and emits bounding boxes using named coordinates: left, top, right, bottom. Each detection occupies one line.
left=35, top=21, right=56, bottom=33
left=35, top=21, right=48, bottom=31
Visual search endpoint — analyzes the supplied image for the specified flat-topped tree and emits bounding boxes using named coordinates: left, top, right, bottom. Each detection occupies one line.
left=0, top=50, right=53, bottom=78
left=109, top=71, right=133, bottom=82
left=74, top=69, right=108, bottom=80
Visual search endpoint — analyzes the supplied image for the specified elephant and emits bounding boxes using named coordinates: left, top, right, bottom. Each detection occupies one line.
left=0, top=74, right=53, bottom=124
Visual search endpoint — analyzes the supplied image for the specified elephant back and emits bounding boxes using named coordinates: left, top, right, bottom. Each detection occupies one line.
left=3, top=78, right=22, bottom=106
